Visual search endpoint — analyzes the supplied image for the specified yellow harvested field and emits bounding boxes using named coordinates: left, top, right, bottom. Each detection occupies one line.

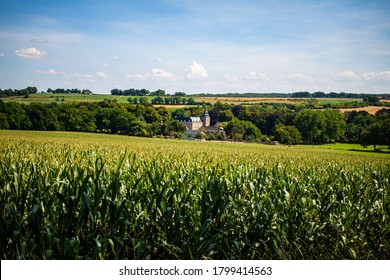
left=152, top=104, right=189, bottom=108
left=196, top=97, right=298, bottom=104
left=338, top=106, right=388, bottom=115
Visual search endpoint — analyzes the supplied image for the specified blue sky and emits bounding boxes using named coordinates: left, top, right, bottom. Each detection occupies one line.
left=0, top=0, right=389, bottom=94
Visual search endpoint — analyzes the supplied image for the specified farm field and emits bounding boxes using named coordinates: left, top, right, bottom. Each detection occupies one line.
left=1, top=130, right=389, bottom=260
left=0, top=93, right=362, bottom=104
left=2, top=93, right=389, bottom=113
left=195, top=96, right=363, bottom=105
left=338, top=106, right=389, bottom=115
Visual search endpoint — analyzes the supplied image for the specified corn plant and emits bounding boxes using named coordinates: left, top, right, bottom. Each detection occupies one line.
left=1, top=131, right=389, bottom=259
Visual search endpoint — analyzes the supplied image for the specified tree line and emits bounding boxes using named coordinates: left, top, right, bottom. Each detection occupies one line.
left=0, top=100, right=189, bottom=138
left=195, top=91, right=389, bottom=99
left=0, top=87, right=38, bottom=97
left=0, top=99, right=388, bottom=148
left=111, top=88, right=188, bottom=96
left=47, top=88, right=92, bottom=94
left=126, top=96, right=198, bottom=105
left=0, top=87, right=93, bottom=96
left=206, top=101, right=389, bottom=147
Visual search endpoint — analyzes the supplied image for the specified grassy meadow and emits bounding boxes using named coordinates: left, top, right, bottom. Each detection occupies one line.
left=0, top=130, right=389, bottom=259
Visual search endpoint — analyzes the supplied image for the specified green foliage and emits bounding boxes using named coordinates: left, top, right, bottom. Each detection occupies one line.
left=225, top=118, right=262, bottom=142
left=25, top=103, right=60, bottom=131
left=360, top=119, right=390, bottom=150
left=363, top=95, right=381, bottom=106
left=344, top=111, right=376, bottom=143
left=294, top=109, right=346, bottom=144
left=274, top=125, right=302, bottom=145
left=322, top=109, right=346, bottom=142
left=0, top=95, right=388, bottom=145
left=217, top=110, right=234, bottom=122
left=139, top=97, right=149, bottom=105
left=0, top=113, right=9, bottom=129
left=0, top=131, right=389, bottom=260
left=2, top=102, right=32, bottom=130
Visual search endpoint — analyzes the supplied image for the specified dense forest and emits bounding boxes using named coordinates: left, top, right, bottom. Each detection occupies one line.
left=0, top=96, right=389, bottom=148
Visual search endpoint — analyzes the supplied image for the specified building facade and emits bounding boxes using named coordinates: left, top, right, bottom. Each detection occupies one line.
left=176, top=110, right=210, bottom=131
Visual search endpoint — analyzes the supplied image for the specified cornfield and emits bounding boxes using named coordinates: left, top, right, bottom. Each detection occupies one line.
left=1, top=131, right=389, bottom=259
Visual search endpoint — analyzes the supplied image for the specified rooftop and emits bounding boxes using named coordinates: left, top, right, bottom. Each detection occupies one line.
left=176, top=116, right=202, bottom=123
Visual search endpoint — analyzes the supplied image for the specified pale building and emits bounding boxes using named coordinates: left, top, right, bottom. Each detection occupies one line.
left=176, top=110, right=210, bottom=131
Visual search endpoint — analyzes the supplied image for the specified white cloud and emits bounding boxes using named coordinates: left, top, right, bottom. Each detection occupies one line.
left=15, top=47, right=47, bottom=59
left=84, top=74, right=94, bottom=79
left=363, top=71, right=390, bottom=81
left=0, top=53, right=4, bottom=57
left=126, top=73, right=146, bottom=80
left=102, top=63, right=110, bottom=67
left=72, top=72, right=83, bottom=78
left=338, top=71, right=360, bottom=81
left=96, top=71, right=107, bottom=78
left=288, top=73, right=314, bottom=82
left=247, top=71, right=269, bottom=80
left=38, top=69, right=65, bottom=75
left=70, top=72, right=97, bottom=83
left=248, top=70, right=257, bottom=77
left=125, top=69, right=175, bottom=81
left=186, top=61, right=208, bottom=79
left=82, top=74, right=96, bottom=83
left=151, top=68, right=175, bottom=80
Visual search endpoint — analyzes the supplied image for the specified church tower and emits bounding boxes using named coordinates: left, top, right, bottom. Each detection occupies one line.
left=201, top=110, right=210, bottom=127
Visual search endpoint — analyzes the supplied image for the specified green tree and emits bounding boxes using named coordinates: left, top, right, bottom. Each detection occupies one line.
left=111, top=88, right=123, bottom=95
left=57, top=103, right=96, bottom=132
left=344, top=111, right=375, bottom=143
left=360, top=122, right=378, bottom=150
left=360, top=119, right=390, bottom=150
left=77, top=105, right=97, bottom=132
left=143, top=106, right=159, bottom=123
left=102, top=109, right=143, bottom=135
left=26, top=86, right=38, bottom=94
left=139, top=97, right=149, bottom=105
left=157, top=106, right=172, bottom=122
left=294, top=109, right=346, bottom=144
left=363, top=95, right=380, bottom=106
left=225, top=119, right=262, bottom=142
left=322, top=109, right=346, bottom=142
left=294, top=109, right=326, bottom=144
left=25, top=103, right=60, bottom=131
left=274, top=125, right=302, bottom=145
left=0, top=113, right=9, bottom=129
left=242, top=120, right=262, bottom=141
left=209, top=101, right=233, bottom=125
left=225, top=119, right=245, bottom=141
left=187, top=97, right=196, bottom=105
left=217, top=110, right=234, bottom=122
left=3, top=102, right=32, bottom=129
left=152, top=89, right=166, bottom=96
left=151, top=96, right=164, bottom=104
